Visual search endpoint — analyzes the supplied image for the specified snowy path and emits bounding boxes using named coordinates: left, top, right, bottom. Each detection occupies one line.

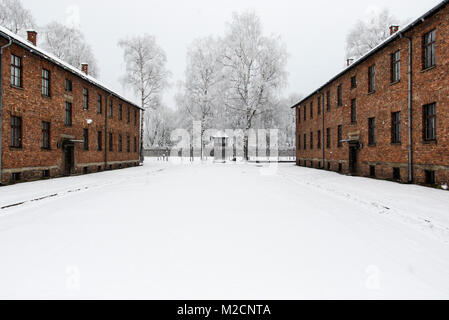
left=0, top=161, right=448, bottom=299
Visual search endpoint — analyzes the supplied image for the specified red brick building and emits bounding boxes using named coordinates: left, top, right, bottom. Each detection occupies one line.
left=0, top=26, right=142, bottom=185
left=292, top=0, right=449, bottom=188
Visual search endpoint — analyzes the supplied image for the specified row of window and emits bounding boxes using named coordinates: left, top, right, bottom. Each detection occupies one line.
left=300, top=29, right=437, bottom=122
left=298, top=103, right=437, bottom=150
left=82, top=129, right=137, bottom=153
left=10, top=54, right=138, bottom=125
left=300, top=160, right=436, bottom=185
left=10, top=116, right=138, bottom=153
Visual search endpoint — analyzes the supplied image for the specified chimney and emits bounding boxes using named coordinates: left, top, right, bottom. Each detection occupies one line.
left=27, top=30, right=37, bottom=46
left=347, top=58, right=354, bottom=67
left=390, top=25, right=400, bottom=36
left=81, top=63, right=88, bottom=75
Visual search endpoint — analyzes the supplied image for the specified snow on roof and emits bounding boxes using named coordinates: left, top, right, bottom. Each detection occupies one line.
left=291, top=0, right=449, bottom=109
left=0, top=25, right=142, bottom=110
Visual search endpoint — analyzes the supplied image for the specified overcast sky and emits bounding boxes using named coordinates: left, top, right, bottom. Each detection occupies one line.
left=22, top=0, right=442, bottom=108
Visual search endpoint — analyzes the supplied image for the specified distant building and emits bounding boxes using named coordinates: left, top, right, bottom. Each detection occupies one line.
left=292, top=0, right=449, bottom=187
left=0, top=26, right=142, bottom=185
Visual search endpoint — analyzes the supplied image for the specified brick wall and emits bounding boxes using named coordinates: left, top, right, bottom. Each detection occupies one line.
left=295, top=3, right=449, bottom=187
left=0, top=39, right=141, bottom=184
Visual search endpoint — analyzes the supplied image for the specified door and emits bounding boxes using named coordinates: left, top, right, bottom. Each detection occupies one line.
left=349, top=145, right=358, bottom=175
left=63, top=144, right=74, bottom=176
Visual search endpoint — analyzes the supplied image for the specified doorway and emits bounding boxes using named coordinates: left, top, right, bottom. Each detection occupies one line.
left=349, top=145, right=358, bottom=175
left=63, top=142, right=75, bottom=176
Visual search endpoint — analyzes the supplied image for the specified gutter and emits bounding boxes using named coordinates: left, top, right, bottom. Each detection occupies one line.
left=0, top=36, right=13, bottom=185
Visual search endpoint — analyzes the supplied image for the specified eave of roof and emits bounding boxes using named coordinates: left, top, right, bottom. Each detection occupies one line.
left=291, top=0, right=449, bottom=109
left=0, top=25, right=143, bottom=110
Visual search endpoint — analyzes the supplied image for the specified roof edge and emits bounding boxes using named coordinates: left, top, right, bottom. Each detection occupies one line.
left=291, top=0, right=449, bottom=109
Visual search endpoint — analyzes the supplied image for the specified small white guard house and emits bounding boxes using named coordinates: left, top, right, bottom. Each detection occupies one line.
left=212, top=131, right=229, bottom=162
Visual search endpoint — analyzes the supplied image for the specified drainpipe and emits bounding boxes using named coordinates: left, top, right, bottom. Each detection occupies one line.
left=105, top=93, right=112, bottom=169
left=318, top=91, right=325, bottom=168
left=0, top=37, right=13, bottom=185
left=405, top=34, right=414, bottom=183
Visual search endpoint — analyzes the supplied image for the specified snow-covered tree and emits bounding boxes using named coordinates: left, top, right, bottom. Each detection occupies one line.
left=178, top=36, right=224, bottom=157
left=0, top=0, right=35, bottom=36
left=144, top=100, right=176, bottom=148
left=41, top=22, right=99, bottom=77
left=345, top=8, right=399, bottom=61
left=118, top=34, right=170, bottom=159
left=221, top=11, right=288, bottom=159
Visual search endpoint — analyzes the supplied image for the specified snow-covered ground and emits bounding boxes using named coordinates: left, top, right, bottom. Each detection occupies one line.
left=0, top=159, right=448, bottom=300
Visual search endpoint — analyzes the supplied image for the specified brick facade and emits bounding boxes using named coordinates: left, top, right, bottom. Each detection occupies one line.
left=0, top=32, right=141, bottom=185
left=293, top=1, right=449, bottom=188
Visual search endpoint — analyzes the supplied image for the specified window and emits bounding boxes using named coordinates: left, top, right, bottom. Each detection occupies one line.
left=134, top=109, right=137, bottom=126
left=391, top=112, right=401, bottom=144
left=310, top=132, right=313, bottom=149
left=370, top=166, right=376, bottom=178
left=337, top=125, right=343, bottom=148
left=42, top=121, right=50, bottom=149
left=97, top=131, right=102, bottom=151
left=97, top=94, right=102, bottom=114
left=317, top=97, right=322, bottom=115
left=326, top=128, right=331, bottom=149
left=338, top=163, right=342, bottom=173
left=11, top=54, right=22, bottom=87
left=368, top=65, right=376, bottom=93
left=425, top=170, right=436, bottom=185
left=42, top=69, right=50, bottom=96
left=423, top=103, right=436, bottom=141
left=10, top=116, right=22, bottom=148
left=83, top=167, right=88, bottom=175
left=83, top=128, right=89, bottom=150
left=119, top=104, right=123, bottom=121
left=391, top=50, right=401, bottom=83
left=109, top=133, right=113, bottom=152
left=119, top=134, right=123, bottom=152
left=109, top=100, right=113, bottom=118
left=65, top=102, right=72, bottom=126
left=83, top=88, right=89, bottom=110
left=317, top=130, right=321, bottom=149
left=350, top=99, right=357, bottom=124
left=393, top=168, right=401, bottom=181
left=303, top=105, right=307, bottom=122
left=65, top=79, right=72, bottom=92
left=337, top=85, right=342, bottom=106
left=134, top=137, right=137, bottom=152
left=310, top=102, right=313, bottom=119
left=297, top=135, right=301, bottom=150
left=423, top=29, right=436, bottom=69
left=127, top=135, right=130, bottom=153
left=351, top=76, right=357, bottom=89
left=42, top=170, right=50, bottom=178
left=303, top=134, right=307, bottom=150
left=326, top=90, right=331, bottom=111
left=368, top=118, right=376, bottom=146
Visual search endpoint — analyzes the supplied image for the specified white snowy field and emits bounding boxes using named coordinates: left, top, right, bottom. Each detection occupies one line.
left=0, top=160, right=449, bottom=300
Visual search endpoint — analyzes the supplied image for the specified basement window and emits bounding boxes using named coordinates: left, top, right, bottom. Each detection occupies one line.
left=425, top=170, right=435, bottom=185
left=11, top=172, right=21, bottom=182
left=338, top=163, right=343, bottom=173
left=393, top=168, right=401, bottom=181
left=370, top=166, right=376, bottom=178
left=42, top=170, right=50, bottom=178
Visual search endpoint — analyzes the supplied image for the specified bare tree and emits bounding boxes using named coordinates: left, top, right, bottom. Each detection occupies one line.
left=144, top=100, right=176, bottom=148
left=118, top=34, right=170, bottom=161
left=221, top=11, right=288, bottom=159
left=41, top=22, right=99, bottom=77
left=178, top=37, right=224, bottom=158
left=345, top=8, right=399, bottom=61
left=0, top=0, right=35, bottom=36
